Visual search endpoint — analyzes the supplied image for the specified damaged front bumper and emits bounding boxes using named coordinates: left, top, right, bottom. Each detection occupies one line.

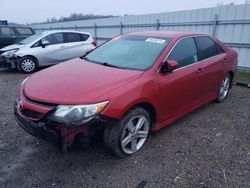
left=0, top=56, right=18, bottom=69
left=14, top=107, right=110, bottom=151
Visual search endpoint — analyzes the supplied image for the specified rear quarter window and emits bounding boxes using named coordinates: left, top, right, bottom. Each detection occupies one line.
left=81, top=34, right=90, bottom=41
left=195, top=36, right=224, bottom=61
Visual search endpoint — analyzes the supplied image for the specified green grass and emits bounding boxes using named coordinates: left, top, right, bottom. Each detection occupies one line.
left=236, top=71, right=250, bottom=84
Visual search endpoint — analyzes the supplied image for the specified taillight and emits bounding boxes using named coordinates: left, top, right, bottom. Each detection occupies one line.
left=92, top=40, right=97, bottom=47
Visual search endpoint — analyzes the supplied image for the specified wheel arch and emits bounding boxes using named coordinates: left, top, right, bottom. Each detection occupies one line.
left=122, top=101, right=157, bottom=127
left=19, top=55, right=39, bottom=65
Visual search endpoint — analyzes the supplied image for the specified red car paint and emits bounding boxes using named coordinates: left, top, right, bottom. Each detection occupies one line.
left=15, top=31, right=238, bottom=149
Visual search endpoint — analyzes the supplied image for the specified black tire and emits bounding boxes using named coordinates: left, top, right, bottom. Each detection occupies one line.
left=216, top=73, right=231, bottom=102
left=17, top=56, right=38, bottom=74
left=103, top=107, right=151, bottom=158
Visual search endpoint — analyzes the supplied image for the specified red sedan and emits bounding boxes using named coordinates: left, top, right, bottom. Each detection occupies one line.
left=14, top=31, right=238, bottom=158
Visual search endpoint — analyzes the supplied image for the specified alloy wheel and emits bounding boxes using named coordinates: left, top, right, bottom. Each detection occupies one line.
left=219, top=75, right=230, bottom=100
left=121, top=115, right=149, bottom=154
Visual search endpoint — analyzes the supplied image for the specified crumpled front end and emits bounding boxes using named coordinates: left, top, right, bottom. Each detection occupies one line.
left=0, top=51, right=18, bottom=69
left=14, top=83, right=112, bottom=151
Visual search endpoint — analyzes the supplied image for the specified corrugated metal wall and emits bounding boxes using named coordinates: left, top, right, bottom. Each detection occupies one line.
left=31, top=4, right=250, bottom=70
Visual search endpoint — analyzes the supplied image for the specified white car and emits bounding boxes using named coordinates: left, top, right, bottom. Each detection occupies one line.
left=0, top=30, right=96, bottom=73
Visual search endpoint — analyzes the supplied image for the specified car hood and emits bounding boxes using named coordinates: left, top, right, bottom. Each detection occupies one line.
left=24, top=59, right=143, bottom=104
left=1, top=44, right=26, bottom=51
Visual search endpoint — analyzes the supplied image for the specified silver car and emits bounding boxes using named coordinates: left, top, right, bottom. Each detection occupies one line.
left=0, top=30, right=96, bottom=73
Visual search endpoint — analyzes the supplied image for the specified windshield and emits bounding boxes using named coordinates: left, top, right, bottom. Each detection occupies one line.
left=18, top=33, right=43, bottom=45
left=85, top=35, right=171, bottom=70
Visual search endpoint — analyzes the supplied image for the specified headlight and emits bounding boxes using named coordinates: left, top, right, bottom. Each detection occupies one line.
left=1, top=48, right=19, bottom=58
left=50, top=101, right=109, bottom=124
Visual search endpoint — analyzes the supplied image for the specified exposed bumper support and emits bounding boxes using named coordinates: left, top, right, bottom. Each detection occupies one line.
left=14, top=109, right=110, bottom=151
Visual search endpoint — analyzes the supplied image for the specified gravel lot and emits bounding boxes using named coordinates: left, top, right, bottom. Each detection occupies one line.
left=0, top=69, right=249, bottom=188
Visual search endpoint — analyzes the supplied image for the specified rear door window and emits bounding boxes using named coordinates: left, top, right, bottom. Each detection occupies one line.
left=64, top=33, right=82, bottom=43
left=167, top=37, right=198, bottom=68
left=15, top=27, right=33, bottom=35
left=195, top=36, right=224, bottom=61
left=42, top=33, right=64, bottom=45
left=0, top=27, right=14, bottom=35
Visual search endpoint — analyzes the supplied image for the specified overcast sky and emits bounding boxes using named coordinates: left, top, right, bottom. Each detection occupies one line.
left=0, top=0, right=245, bottom=24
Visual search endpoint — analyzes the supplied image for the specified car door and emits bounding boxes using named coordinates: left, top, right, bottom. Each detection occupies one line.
left=34, top=33, right=70, bottom=65
left=157, top=37, right=206, bottom=122
left=62, top=32, right=87, bottom=60
left=194, top=36, right=226, bottom=99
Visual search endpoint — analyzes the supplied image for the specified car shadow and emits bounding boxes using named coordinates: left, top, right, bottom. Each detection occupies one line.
left=0, top=68, right=21, bottom=74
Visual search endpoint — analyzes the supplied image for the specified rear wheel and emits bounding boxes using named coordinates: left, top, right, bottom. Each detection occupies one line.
left=216, top=73, right=231, bottom=102
left=103, top=107, right=151, bottom=158
left=17, top=57, right=38, bottom=73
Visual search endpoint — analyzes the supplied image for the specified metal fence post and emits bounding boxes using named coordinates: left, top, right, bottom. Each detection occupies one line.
left=120, top=21, right=123, bottom=35
left=212, top=14, right=218, bottom=36
left=156, top=19, right=160, bottom=31
left=94, top=23, right=97, bottom=40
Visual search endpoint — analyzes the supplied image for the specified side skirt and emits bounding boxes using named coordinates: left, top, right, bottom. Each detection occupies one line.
left=152, top=95, right=216, bottom=131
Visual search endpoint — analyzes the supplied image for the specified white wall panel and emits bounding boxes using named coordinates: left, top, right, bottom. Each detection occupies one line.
left=31, top=4, right=250, bottom=69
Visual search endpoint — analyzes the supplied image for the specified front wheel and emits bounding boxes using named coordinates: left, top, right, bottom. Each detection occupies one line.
left=103, top=107, right=151, bottom=158
left=216, top=73, right=231, bottom=102
left=17, top=57, right=38, bottom=73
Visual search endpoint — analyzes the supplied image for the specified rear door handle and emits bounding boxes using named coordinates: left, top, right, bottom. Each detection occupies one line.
left=223, top=57, right=227, bottom=64
left=197, top=67, right=203, bottom=73
left=60, top=45, right=66, bottom=48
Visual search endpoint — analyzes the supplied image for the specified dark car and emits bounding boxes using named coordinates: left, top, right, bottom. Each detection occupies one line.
left=0, top=25, right=35, bottom=49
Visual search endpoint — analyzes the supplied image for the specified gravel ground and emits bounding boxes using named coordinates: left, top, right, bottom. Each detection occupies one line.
left=0, top=69, right=249, bottom=188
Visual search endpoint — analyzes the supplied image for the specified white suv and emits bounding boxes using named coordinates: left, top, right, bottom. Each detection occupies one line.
left=0, top=30, right=96, bottom=73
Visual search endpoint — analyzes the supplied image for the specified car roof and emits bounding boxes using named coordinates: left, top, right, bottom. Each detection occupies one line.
left=0, top=25, right=32, bottom=28
left=41, top=30, right=91, bottom=36
left=125, top=31, right=208, bottom=39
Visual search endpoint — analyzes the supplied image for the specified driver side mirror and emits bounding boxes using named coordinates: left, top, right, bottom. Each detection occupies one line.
left=41, top=40, right=50, bottom=48
left=159, top=60, right=178, bottom=73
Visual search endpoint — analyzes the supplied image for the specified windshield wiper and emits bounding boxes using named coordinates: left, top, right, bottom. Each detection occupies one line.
left=82, top=57, right=125, bottom=69
left=101, top=62, right=125, bottom=69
